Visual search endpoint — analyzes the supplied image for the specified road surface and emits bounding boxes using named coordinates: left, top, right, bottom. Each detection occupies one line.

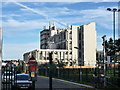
left=35, top=76, right=93, bottom=90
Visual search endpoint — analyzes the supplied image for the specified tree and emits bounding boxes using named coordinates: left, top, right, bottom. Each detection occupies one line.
left=103, top=38, right=120, bottom=56
left=57, top=60, right=66, bottom=68
left=115, top=39, right=120, bottom=52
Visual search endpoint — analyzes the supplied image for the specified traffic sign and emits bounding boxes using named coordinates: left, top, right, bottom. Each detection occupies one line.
left=29, top=56, right=37, bottom=72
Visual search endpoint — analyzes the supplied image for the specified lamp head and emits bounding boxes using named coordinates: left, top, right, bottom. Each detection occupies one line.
left=74, top=47, right=79, bottom=49
left=102, top=35, right=106, bottom=39
left=118, top=9, right=120, bottom=12
left=107, top=8, right=111, bottom=11
left=113, top=8, right=117, bottom=11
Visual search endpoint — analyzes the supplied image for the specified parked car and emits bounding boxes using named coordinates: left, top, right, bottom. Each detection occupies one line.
left=12, top=74, right=32, bottom=90
left=2, top=71, right=14, bottom=83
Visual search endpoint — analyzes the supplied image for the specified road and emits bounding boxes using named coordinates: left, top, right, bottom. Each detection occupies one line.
left=35, top=76, right=92, bottom=90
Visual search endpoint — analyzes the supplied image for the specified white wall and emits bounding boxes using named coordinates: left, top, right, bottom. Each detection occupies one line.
left=84, top=22, right=96, bottom=67
left=72, top=25, right=79, bottom=66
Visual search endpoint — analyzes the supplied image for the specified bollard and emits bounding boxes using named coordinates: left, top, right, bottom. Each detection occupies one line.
left=32, top=81, right=35, bottom=90
left=49, top=52, right=52, bottom=90
left=6, top=66, right=7, bottom=90
left=8, top=67, right=10, bottom=90
left=11, top=67, right=12, bottom=90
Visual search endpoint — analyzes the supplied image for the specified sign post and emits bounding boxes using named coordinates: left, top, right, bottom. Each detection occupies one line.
left=107, top=56, right=110, bottom=64
left=49, top=52, right=52, bottom=90
left=28, top=55, right=37, bottom=90
left=79, top=58, right=82, bottom=82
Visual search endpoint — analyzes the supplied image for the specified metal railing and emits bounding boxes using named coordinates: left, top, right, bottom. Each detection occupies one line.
left=1, top=66, right=17, bottom=90
left=38, top=64, right=120, bottom=88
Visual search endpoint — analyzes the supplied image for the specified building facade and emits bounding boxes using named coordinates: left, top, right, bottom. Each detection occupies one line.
left=24, top=22, right=97, bottom=67
left=24, top=49, right=70, bottom=65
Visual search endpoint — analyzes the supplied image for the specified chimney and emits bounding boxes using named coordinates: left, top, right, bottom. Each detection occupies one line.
left=67, top=24, right=69, bottom=29
left=52, top=21, right=55, bottom=30
left=44, top=25, right=46, bottom=30
left=53, top=21, right=55, bottom=26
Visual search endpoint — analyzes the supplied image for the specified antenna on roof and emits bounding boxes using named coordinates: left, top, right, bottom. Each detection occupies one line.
left=67, top=24, right=69, bottom=29
left=49, top=21, right=51, bottom=27
left=44, top=26, right=46, bottom=29
left=53, top=21, right=55, bottom=26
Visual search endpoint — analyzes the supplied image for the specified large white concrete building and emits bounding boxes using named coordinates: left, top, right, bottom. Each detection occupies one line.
left=24, top=22, right=97, bottom=67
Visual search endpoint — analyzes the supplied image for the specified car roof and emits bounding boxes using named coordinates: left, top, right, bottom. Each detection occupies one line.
left=17, top=74, right=29, bottom=76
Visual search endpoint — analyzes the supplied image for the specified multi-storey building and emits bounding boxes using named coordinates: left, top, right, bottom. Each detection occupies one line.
left=24, top=22, right=97, bottom=67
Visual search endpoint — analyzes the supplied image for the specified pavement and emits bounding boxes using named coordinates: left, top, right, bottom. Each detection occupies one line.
left=35, top=76, right=94, bottom=90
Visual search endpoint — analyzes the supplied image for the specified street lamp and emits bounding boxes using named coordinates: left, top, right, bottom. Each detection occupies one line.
left=74, top=47, right=82, bottom=82
left=107, top=8, right=120, bottom=54
left=47, top=41, right=54, bottom=90
left=102, top=35, right=106, bottom=87
left=107, top=8, right=120, bottom=76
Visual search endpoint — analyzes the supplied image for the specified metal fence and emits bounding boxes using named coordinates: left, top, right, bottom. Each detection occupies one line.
left=1, top=66, right=17, bottom=90
left=38, top=68, right=95, bottom=86
left=38, top=66, right=120, bottom=88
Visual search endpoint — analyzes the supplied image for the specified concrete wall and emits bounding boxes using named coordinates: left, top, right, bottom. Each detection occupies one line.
left=72, top=25, right=80, bottom=66
left=84, top=22, right=96, bottom=67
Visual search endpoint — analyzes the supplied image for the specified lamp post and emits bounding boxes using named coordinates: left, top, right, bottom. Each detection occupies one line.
left=48, top=41, right=54, bottom=90
left=107, top=8, right=120, bottom=77
left=74, top=47, right=82, bottom=82
left=102, top=35, right=106, bottom=87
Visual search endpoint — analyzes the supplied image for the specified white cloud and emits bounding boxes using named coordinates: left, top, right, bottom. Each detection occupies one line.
left=15, top=2, right=49, bottom=18
left=3, top=42, right=39, bottom=60
left=3, top=2, right=118, bottom=29
left=1, top=14, right=21, bottom=18
left=2, top=18, right=48, bottom=31
left=2, top=5, right=117, bottom=32
left=14, top=2, right=67, bottom=26
left=3, top=31, right=39, bottom=38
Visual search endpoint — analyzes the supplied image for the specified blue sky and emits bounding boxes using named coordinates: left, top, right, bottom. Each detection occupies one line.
left=1, top=1, right=119, bottom=60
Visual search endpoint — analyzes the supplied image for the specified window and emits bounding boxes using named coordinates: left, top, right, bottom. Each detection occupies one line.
left=64, top=42, right=66, bottom=49
left=69, top=34, right=72, bottom=39
left=70, top=62, right=72, bottom=66
left=17, top=75, right=28, bottom=80
left=64, top=32, right=66, bottom=39
left=69, top=44, right=72, bottom=50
